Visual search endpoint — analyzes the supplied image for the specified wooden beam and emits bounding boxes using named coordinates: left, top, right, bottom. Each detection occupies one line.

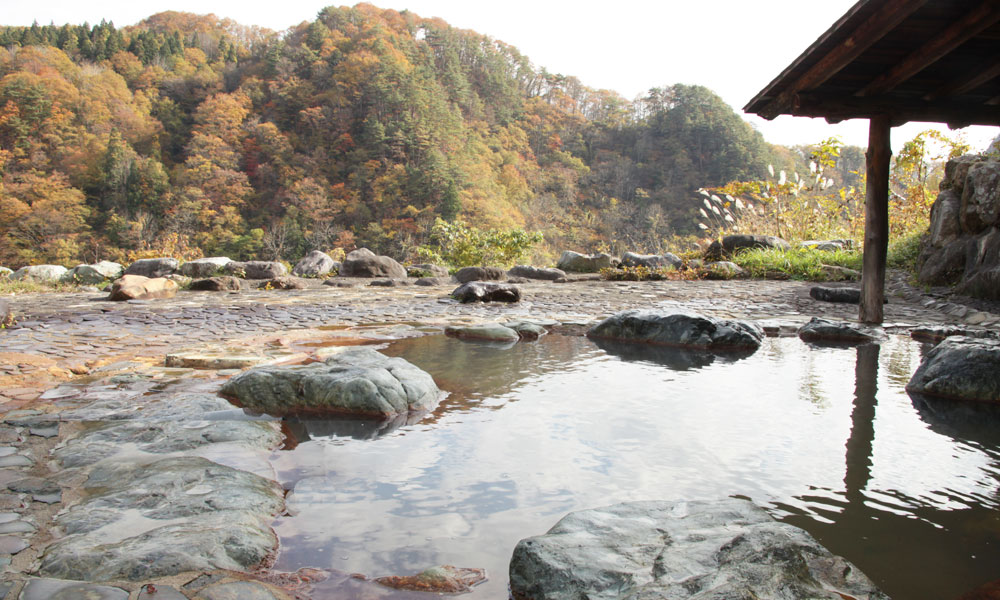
left=793, top=94, right=1000, bottom=126
left=925, top=57, right=1000, bottom=101
left=755, top=0, right=929, bottom=119
left=860, top=115, right=892, bottom=325
left=858, top=0, right=1000, bottom=97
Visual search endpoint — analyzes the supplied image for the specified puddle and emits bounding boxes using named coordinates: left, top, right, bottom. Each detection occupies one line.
left=267, top=334, right=1000, bottom=600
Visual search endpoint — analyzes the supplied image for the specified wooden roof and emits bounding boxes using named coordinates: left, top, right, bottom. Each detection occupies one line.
left=744, top=0, right=1000, bottom=128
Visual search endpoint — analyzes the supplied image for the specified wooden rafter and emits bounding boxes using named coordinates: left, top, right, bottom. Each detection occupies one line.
left=755, top=0, right=929, bottom=120
left=858, top=0, right=1000, bottom=97
left=926, top=57, right=1000, bottom=101
left=794, top=93, right=1000, bottom=126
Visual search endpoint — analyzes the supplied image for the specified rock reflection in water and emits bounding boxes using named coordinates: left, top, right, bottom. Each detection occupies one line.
left=591, top=337, right=756, bottom=370
left=283, top=413, right=421, bottom=442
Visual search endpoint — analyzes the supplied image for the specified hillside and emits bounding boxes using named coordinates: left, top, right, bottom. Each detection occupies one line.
left=0, top=4, right=807, bottom=267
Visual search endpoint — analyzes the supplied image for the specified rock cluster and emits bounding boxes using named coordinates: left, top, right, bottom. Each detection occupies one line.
left=918, top=155, right=1000, bottom=298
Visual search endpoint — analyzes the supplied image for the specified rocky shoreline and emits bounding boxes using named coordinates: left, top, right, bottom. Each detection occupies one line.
left=0, top=273, right=997, bottom=598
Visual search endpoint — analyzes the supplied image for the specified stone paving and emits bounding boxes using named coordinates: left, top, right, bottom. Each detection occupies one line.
left=0, top=274, right=996, bottom=599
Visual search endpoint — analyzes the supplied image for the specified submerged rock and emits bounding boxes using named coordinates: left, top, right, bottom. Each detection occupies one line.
left=219, top=347, right=440, bottom=418
left=107, top=275, right=178, bottom=301
left=338, top=248, right=407, bottom=278
left=375, top=565, right=486, bottom=593
left=907, top=336, right=1000, bottom=402
left=587, top=310, right=763, bottom=351
left=508, top=265, right=566, bottom=281
left=503, top=321, right=548, bottom=340
left=20, top=579, right=129, bottom=600
left=509, top=499, right=887, bottom=600
left=445, top=324, right=520, bottom=342
left=454, top=266, right=507, bottom=283
left=557, top=251, right=614, bottom=273
left=452, top=281, right=521, bottom=303
left=798, top=317, right=885, bottom=345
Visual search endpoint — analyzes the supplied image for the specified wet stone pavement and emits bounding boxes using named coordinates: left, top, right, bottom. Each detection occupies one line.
left=0, top=274, right=996, bottom=599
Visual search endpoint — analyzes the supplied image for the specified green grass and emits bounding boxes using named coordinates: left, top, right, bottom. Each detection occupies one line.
left=731, top=246, right=863, bottom=281
left=886, top=231, right=924, bottom=272
left=0, top=279, right=86, bottom=294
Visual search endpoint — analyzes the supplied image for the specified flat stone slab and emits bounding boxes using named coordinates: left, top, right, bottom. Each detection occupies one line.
left=165, top=350, right=307, bottom=370
left=219, top=347, right=440, bottom=419
left=20, top=578, right=129, bottom=600
left=509, top=499, right=887, bottom=600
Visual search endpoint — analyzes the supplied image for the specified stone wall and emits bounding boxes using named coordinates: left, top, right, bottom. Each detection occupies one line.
left=918, top=155, right=1000, bottom=299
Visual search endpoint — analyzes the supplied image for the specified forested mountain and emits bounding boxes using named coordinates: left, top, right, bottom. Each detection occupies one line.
left=0, top=4, right=804, bottom=267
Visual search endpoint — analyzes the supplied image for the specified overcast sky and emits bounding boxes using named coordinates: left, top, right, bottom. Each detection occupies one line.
left=6, top=0, right=998, bottom=151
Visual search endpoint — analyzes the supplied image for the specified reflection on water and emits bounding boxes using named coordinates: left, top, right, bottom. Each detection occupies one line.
left=269, top=334, right=1000, bottom=600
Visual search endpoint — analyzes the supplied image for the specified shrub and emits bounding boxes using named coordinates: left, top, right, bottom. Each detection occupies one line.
left=731, top=247, right=862, bottom=281
left=414, top=218, right=543, bottom=268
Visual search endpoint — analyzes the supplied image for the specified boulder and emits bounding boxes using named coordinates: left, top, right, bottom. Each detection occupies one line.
left=292, top=250, right=337, bottom=277
left=907, top=336, right=1000, bottom=402
left=956, top=267, right=1000, bottom=299
left=445, top=324, right=520, bottom=342
left=39, top=456, right=283, bottom=581
left=557, top=251, right=614, bottom=273
left=0, top=266, right=11, bottom=278
left=820, top=264, right=860, bottom=281
left=799, top=239, right=852, bottom=251
left=918, top=238, right=968, bottom=285
left=189, top=276, right=244, bottom=292
left=339, top=248, right=407, bottom=278
left=620, top=252, right=682, bottom=270
left=960, top=159, right=1000, bottom=231
left=10, top=264, right=69, bottom=284
left=258, top=276, right=307, bottom=290
left=587, top=310, right=763, bottom=351
left=226, top=261, right=288, bottom=279
left=125, top=257, right=179, bottom=278
left=798, top=317, right=885, bottom=345
left=376, top=565, right=486, bottom=594
left=179, top=257, right=232, bottom=278
left=705, top=234, right=790, bottom=259
left=451, top=281, right=521, bottom=303
left=370, top=278, right=412, bottom=287
left=508, top=265, right=566, bottom=281
left=219, top=347, right=440, bottom=418
left=0, top=299, right=12, bottom=327
left=415, top=277, right=450, bottom=286
left=107, top=274, right=179, bottom=301
left=927, top=189, right=962, bottom=247
left=509, top=499, right=886, bottom=600
left=503, top=321, right=548, bottom=340
left=810, top=285, right=861, bottom=303
left=704, top=261, right=743, bottom=280
left=66, top=261, right=124, bottom=284
left=454, top=266, right=507, bottom=283
left=407, top=263, right=450, bottom=278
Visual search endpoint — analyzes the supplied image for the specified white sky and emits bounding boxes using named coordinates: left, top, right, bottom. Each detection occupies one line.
left=5, top=0, right=998, bottom=152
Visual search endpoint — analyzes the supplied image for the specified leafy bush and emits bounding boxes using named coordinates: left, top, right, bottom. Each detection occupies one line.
left=731, top=247, right=862, bottom=281
left=415, top=219, right=543, bottom=268
left=887, top=230, right=925, bottom=273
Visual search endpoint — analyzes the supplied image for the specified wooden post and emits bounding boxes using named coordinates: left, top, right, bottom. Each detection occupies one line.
left=860, top=114, right=892, bottom=324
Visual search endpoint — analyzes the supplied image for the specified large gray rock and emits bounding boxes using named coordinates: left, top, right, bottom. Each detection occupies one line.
left=189, top=276, right=244, bottom=292
left=226, top=261, right=288, bottom=280
left=10, top=264, right=68, bottom=284
left=444, top=324, right=520, bottom=342
left=66, top=261, right=124, bottom=284
left=907, top=336, right=1000, bottom=402
left=292, top=250, right=337, bottom=277
left=705, top=234, right=790, bottom=259
left=961, top=160, right=1000, bottom=231
left=451, top=281, right=521, bottom=303
left=588, top=310, right=763, bottom=351
left=339, top=248, right=407, bottom=278
left=509, top=499, right=886, bottom=600
left=454, top=266, right=507, bottom=283
left=39, top=456, right=283, bottom=581
left=918, top=238, right=967, bottom=285
left=219, top=347, right=440, bottom=418
left=508, top=265, right=566, bottom=281
left=810, top=285, right=861, bottom=303
left=620, top=252, right=682, bottom=270
left=125, top=257, right=179, bottom=278
left=557, top=251, right=614, bottom=273
left=180, top=257, right=232, bottom=278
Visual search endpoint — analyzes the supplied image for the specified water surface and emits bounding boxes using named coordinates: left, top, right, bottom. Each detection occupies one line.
left=270, top=333, right=1000, bottom=599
